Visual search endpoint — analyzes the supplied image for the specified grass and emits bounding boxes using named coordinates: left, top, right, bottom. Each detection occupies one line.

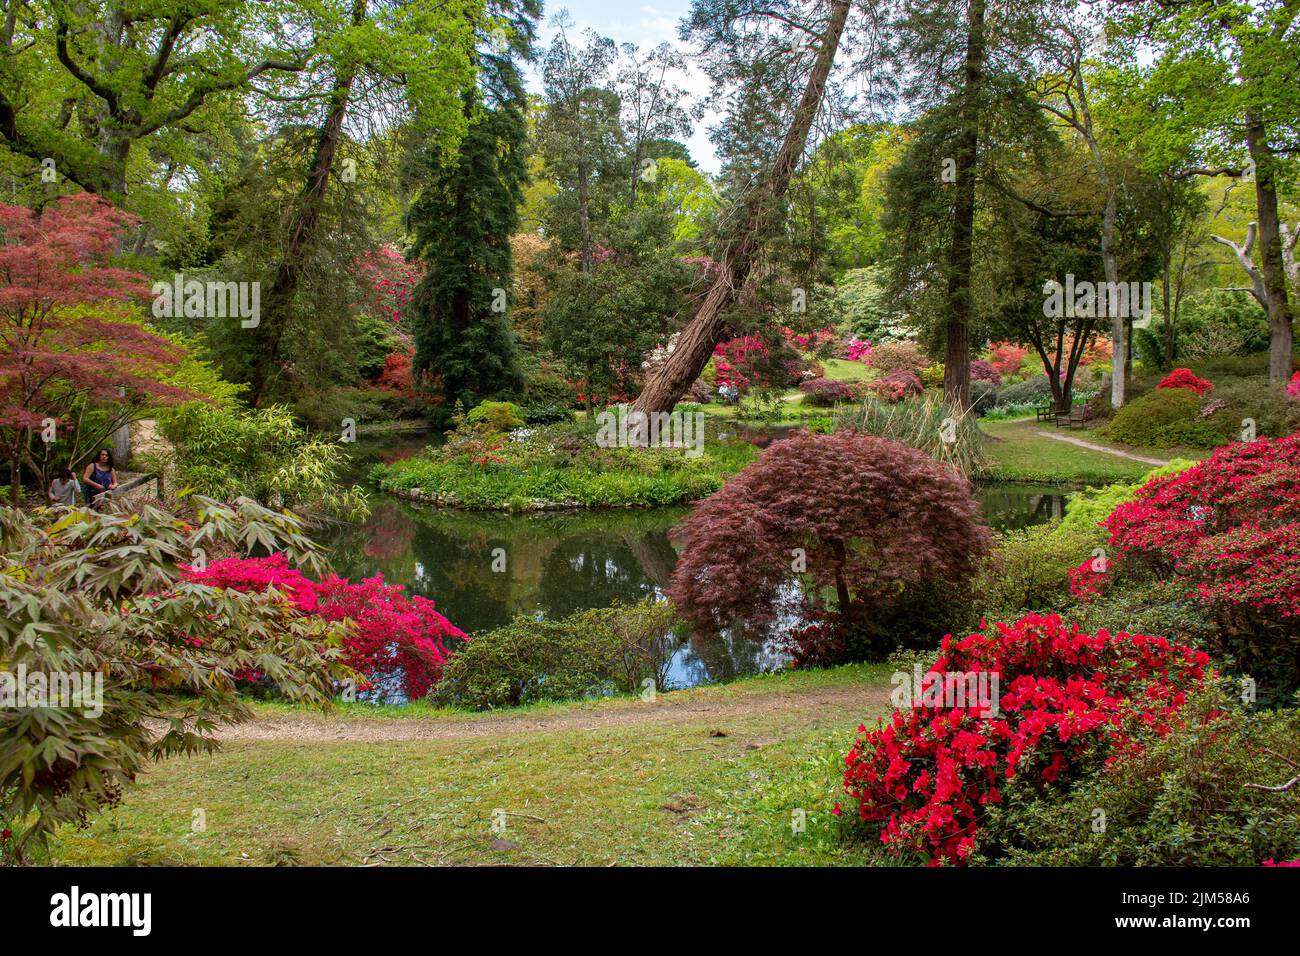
left=372, top=422, right=758, bottom=510
left=978, top=418, right=1156, bottom=484
left=50, top=664, right=895, bottom=867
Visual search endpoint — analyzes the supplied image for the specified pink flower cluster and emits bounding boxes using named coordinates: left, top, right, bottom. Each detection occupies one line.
left=182, top=554, right=465, bottom=700
left=845, top=338, right=873, bottom=363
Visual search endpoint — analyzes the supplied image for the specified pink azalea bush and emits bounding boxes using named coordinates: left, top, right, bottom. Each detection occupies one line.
left=845, top=338, right=873, bottom=363
left=182, top=554, right=464, bottom=700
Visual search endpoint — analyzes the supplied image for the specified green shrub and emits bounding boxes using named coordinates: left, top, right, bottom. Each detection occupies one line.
left=1062, top=579, right=1220, bottom=650
left=0, top=499, right=347, bottom=860
left=1208, top=376, right=1300, bottom=438
left=523, top=371, right=578, bottom=409
left=994, top=375, right=1052, bottom=407
left=522, top=403, right=573, bottom=425
left=1102, top=387, right=1205, bottom=447
left=920, top=362, right=945, bottom=389
left=969, top=379, right=997, bottom=414
left=970, top=692, right=1300, bottom=866
left=466, top=400, right=524, bottom=433
left=1059, top=459, right=1196, bottom=535
left=975, top=522, right=1103, bottom=617
left=435, top=600, right=682, bottom=709
left=155, top=402, right=369, bottom=520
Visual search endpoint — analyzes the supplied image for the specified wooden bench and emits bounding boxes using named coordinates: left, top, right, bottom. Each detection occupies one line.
left=1034, top=402, right=1054, bottom=423
left=1054, top=405, right=1092, bottom=430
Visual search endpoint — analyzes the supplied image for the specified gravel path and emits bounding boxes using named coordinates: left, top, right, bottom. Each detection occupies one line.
left=1035, top=430, right=1170, bottom=466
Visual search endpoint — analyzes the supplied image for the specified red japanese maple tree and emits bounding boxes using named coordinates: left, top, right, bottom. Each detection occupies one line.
left=668, top=431, right=992, bottom=633
left=0, top=194, right=190, bottom=501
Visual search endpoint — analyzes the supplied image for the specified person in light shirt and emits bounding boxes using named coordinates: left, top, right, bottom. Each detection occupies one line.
left=48, top=466, right=80, bottom=506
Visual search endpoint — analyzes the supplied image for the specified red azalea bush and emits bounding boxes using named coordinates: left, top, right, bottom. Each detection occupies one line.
left=1104, top=434, right=1300, bottom=620
left=845, top=338, right=873, bottom=363
left=987, top=342, right=1029, bottom=378
left=841, top=614, right=1212, bottom=865
left=1157, top=367, right=1214, bottom=396
left=1067, top=559, right=1108, bottom=600
left=970, top=359, right=1002, bottom=386
left=782, top=326, right=835, bottom=352
left=1287, top=371, right=1300, bottom=399
left=712, top=336, right=775, bottom=392
left=866, top=368, right=924, bottom=403
left=798, top=377, right=854, bottom=406
left=1103, top=433, right=1300, bottom=700
left=182, top=555, right=464, bottom=699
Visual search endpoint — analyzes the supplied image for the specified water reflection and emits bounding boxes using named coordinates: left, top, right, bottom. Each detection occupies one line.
left=320, top=431, right=1073, bottom=689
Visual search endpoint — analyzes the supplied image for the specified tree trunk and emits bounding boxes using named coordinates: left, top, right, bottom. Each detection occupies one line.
left=1246, top=115, right=1296, bottom=383
left=632, top=0, right=851, bottom=415
left=1101, top=188, right=1125, bottom=408
left=943, top=0, right=987, bottom=411
left=248, top=0, right=366, bottom=404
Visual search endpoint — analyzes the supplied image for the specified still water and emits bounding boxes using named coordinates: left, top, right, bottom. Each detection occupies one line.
left=316, top=430, right=1071, bottom=689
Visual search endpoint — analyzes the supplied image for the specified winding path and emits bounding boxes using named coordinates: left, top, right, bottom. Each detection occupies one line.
left=217, top=682, right=893, bottom=743
left=1034, top=430, right=1170, bottom=466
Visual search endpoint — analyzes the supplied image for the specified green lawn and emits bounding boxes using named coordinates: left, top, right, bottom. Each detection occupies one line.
left=821, top=358, right=872, bottom=382
left=50, top=665, right=896, bottom=867
left=978, top=417, right=1158, bottom=484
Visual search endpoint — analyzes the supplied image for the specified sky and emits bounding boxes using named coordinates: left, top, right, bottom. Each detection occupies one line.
left=525, top=1, right=723, bottom=173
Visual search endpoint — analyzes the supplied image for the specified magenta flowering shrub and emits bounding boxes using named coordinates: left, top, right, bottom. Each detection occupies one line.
left=182, top=554, right=464, bottom=699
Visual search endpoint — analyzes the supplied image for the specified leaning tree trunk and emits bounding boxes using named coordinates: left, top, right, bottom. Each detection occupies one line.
left=1246, top=116, right=1296, bottom=383
left=248, top=0, right=365, bottom=404
left=632, top=0, right=851, bottom=415
left=942, top=0, right=987, bottom=412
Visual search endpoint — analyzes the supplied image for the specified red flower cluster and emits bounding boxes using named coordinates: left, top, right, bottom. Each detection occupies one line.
left=986, top=342, right=1029, bottom=377
left=1287, top=371, right=1300, bottom=400
left=841, top=614, right=1211, bottom=865
left=181, top=555, right=464, bottom=699
left=1157, top=367, right=1214, bottom=396
left=353, top=246, right=423, bottom=327
left=1104, top=433, right=1300, bottom=620
left=1067, top=559, right=1108, bottom=600
left=782, top=326, right=835, bottom=352
left=712, top=336, right=774, bottom=391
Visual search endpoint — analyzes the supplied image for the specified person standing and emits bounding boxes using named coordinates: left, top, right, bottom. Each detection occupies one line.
left=82, top=449, right=117, bottom=505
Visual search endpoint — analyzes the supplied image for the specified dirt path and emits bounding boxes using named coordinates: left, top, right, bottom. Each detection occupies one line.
left=1035, top=430, right=1170, bottom=466
left=219, top=682, right=892, bottom=743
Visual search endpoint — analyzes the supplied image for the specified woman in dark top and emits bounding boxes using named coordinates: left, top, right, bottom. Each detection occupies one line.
left=82, top=449, right=117, bottom=505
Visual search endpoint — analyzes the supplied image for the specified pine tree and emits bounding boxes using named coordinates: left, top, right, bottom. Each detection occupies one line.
left=406, top=5, right=539, bottom=414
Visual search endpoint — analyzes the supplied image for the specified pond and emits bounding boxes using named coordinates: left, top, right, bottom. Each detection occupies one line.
left=317, top=429, right=1073, bottom=690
